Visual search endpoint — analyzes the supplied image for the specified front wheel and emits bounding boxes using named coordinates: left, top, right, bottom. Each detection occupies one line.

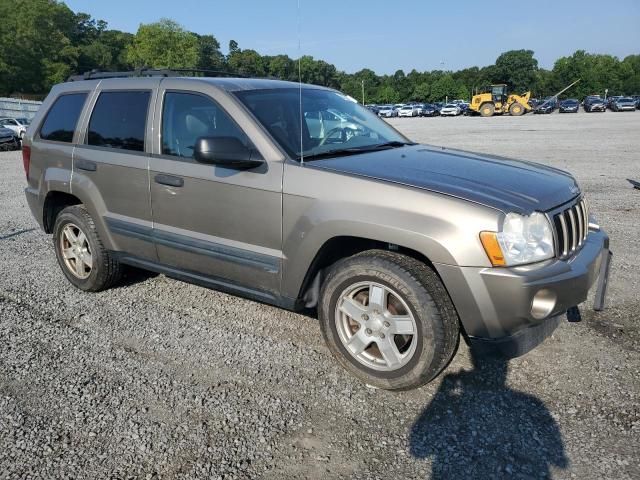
left=480, top=103, right=495, bottom=117
left=509, top=103, right=525, bottom=116
left=318, top=250, right=459, bottom=390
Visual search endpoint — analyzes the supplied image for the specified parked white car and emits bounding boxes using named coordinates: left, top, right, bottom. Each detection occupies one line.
left=377, top=105, right=397, bottom=117
left=0, top=118, right=29, bottom=138
left=440, top=103, right=462, bottom=116
left=398, top=105, right=419, bottom=117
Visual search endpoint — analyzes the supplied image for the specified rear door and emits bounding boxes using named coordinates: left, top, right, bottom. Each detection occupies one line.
left=73, top=79, right=159, bottom=260
left=148, top=79, right=284, bottom=299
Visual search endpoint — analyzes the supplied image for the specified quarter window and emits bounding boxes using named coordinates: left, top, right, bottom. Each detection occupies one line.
left=161, top=92, right=250, bottom=159
left=39, top=93, right=88, bottom=143
left=87, top=91, right=150, bottom=152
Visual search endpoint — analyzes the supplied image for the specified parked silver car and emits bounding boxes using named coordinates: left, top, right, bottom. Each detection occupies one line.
left=23, top=71, right=611, bottom=390
left=377, top=105, right=397, bottom=117
left=440, top=103, right=462, bottom=116
left=398, top=105, right=420, bottom=117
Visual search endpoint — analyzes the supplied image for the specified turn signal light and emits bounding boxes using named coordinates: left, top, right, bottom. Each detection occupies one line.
left=480, top=232, right=506, bottom=266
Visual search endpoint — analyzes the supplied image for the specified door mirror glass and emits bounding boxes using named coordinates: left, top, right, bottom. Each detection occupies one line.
left=194, top=136, right=263, bottom=169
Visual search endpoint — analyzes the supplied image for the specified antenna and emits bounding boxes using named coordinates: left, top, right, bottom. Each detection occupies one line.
left=297, top=0, right=304, bottom=165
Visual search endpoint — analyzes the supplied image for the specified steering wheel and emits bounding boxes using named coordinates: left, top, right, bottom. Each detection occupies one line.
left=319, top=126, right=357, bottom=146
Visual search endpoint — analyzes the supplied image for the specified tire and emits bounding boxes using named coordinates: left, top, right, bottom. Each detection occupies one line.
left=318, top=250, right=459, bottom=390
left=53, top=205, right=122, bottom=292
left=509, top=103, right=525, bottom=116
left=480, top=103, right=495, bottom=117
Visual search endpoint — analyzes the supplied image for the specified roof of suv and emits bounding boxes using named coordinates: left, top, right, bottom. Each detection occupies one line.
left=65, top=75, right=330, bottom=93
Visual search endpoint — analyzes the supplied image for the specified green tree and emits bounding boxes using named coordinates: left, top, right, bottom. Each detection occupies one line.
left=621, top=55, right=640, bottom=94
left=494, top=49, right=538, bottom=93
left=126, top=19, right=199, bottom=68
left=430, top=75, right=458, bottom=102
left=266, top=55, right=295, bottom=80
left=377, top=85, right=399, bottom=104
left=228, top=49, right=266, bottom=76
left=412, top=82, right=431, bottom=102
left=196, top=34, right=225, bottom=71
left=0, top=0, right=78, bottom=94
left=455, top=84, right=470, bottom=101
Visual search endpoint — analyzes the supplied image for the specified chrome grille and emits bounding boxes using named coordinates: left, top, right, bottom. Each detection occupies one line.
left=552, top=198, right=589, bottom=258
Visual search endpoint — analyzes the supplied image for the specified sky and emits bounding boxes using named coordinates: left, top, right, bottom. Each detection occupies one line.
left=64, top=0, right=640, bottom=74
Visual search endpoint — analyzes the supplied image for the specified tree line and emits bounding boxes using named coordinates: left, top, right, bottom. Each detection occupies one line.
left=1, top=0, right=639, bottom=102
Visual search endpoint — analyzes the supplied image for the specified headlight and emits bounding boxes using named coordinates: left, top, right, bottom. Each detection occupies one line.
left=480, top=212, right=555, bottom=266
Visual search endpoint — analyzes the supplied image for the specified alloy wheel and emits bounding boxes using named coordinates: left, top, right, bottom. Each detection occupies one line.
left=335, top=281, right=418, bottom=371
left=60, top=223, right=93, bottom=279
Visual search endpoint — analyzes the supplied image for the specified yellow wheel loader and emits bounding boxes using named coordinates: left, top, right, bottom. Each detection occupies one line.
left=469, top=84, right=532, bottom=117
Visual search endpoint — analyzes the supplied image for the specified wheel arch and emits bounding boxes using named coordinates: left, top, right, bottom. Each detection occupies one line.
left=296, top=235, right=441, bottom=309
left=42, top=191, right=82, bottom=233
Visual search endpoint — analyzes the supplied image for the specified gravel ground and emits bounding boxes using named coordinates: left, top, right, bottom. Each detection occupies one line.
left=1, top=111, right=639, bottom=479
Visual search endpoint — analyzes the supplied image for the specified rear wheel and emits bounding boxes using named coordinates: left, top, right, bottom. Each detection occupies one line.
left=53, top=205, right=122, bottom=292
left=480, top=103, right=495, bottom=117
left=318, top=250, right=459, bottom=390
left=509, top=103, right=525, bottom=116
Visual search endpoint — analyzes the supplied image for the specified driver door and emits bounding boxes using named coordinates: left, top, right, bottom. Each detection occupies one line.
left=148, top=80, right=284, bottom=298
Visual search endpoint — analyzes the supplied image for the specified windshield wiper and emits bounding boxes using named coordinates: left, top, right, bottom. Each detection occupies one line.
left=300, top=141, right=415, bottom=161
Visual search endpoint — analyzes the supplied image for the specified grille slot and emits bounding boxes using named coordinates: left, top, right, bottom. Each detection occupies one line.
left=553, top=198, right=589, bottom=259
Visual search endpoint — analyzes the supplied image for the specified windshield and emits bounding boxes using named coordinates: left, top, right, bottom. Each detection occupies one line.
left=234, top=87, right=409, bottom=160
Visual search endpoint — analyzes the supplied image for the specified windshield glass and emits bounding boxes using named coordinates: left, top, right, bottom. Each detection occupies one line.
left=234, top=87, right=409, bottom=160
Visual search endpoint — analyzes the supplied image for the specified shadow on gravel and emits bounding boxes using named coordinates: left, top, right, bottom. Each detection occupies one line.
left=409, top=349, right=568, bottom=479
left=114, top=266, right=160, bottom=288
left=0, top=228, right=36, bottom=240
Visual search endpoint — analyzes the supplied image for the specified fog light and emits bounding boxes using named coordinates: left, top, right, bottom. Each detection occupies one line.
left=531, top=289, right=557, bottom=320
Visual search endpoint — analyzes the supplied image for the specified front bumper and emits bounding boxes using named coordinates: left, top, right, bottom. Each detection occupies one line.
left=436, top=228, right=610, bottom=356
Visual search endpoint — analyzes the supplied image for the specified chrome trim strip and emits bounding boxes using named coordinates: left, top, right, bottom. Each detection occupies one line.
left=567, top=209, right=578, bottom=252
left=558, top=213, right=569, bottom=256
left=575, top=204, right=584, bottom=246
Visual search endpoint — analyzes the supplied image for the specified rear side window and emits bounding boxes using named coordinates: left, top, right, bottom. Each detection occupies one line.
left=88, top=91, right=150, bottom=152
left=40, top=93, right=88, bottom=143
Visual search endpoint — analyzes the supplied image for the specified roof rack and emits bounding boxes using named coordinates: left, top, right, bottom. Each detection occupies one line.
left=67, top=68, right=248, bottom=82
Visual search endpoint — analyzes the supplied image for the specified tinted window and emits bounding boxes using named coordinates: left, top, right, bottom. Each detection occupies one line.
left=162, top=92, right=250, bottom=159
left=40, top=93, right=87, bottom=143
left=88, top=91, right=150, bottom=152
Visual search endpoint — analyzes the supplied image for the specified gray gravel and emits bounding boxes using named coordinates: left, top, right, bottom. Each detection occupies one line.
left=1, top=111, right=639, bottom=479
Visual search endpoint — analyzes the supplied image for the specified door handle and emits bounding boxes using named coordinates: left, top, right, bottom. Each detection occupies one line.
left=154, top=174, right=184, bottom=188
left=75, top=159, right=97, bottom=172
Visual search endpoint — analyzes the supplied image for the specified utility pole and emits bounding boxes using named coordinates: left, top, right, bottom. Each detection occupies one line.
left=361, top=80, right=365, bottom=105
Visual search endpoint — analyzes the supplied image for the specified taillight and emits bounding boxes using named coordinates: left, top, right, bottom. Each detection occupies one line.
left=22, top=145, right=31, bottom=180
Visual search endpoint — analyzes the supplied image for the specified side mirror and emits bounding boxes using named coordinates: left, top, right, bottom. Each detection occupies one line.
left=194, top=136, right=263, bottom=169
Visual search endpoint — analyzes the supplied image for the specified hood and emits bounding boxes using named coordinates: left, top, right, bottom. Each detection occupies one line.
left=310, top=144, right=579, bottom=214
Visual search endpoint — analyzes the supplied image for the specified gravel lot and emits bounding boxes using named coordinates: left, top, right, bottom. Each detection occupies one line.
left=1, top=111, right=639, bottom=479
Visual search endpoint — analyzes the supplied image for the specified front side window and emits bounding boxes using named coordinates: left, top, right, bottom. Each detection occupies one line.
left=161, top=92, right=250, bottom=159
left=234, top=88, right=409, bottom=159
left=40, top=93, right=88, bottom=143
left=87, top=91, right=150, bottom=152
